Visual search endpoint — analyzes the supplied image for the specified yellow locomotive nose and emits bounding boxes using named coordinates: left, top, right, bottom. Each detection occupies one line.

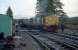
left=42, top=15, right=59, bottom=32
left=43, top=16, right=59, bottom=26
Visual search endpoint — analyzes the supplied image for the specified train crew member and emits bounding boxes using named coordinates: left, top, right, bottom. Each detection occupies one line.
left=61, top=24, right=64, bottom=32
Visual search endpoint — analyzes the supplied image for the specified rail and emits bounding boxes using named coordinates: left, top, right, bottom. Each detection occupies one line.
left=27, top=32, right=55, bottom=50
left=40, top=34, right=78, bottom=50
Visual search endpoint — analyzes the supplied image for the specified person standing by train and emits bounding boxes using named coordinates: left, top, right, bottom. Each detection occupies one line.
left=61, top=24, right=64, bottom=32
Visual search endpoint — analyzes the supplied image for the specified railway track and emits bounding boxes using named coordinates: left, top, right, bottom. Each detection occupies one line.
left=17, top=30, right=78, bottom=50
left=27, top=31, right=70, bottom=50
left=39, top=32, right=78, bottom=50
left=27, top=32, right=55, bottom=50
left=52, top=33, right=78, bottom=40
left=39, top=31, right=78, bottom=40
left=28, top=31, right=78, bottom=50
left=15, top=31, right=51, bottom=50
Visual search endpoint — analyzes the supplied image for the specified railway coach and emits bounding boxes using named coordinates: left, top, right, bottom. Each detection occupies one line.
left=0, top=14, right=13, bottom=37
left=0, top=14, right=15, bottom=49
left=19, top=15, right=59, bottom=32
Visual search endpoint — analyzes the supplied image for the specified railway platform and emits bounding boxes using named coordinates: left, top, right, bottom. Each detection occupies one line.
left=13, top=31, right=42, bottom=50
left=13, top=32, right=33, bottom=50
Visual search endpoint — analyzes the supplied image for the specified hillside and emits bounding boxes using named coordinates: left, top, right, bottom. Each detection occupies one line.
left=66, top=17, right=78, bottom=25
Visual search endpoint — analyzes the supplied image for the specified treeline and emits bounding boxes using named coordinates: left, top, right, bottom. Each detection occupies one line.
left=65, top=17, right=78, bottom=25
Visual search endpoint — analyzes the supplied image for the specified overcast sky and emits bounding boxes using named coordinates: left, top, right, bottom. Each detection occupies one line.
left=0, top=0, right=78, bottom=19
left=61, top=0, right=78, bottom=17
left=0, top=0, right=37, bottom=19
